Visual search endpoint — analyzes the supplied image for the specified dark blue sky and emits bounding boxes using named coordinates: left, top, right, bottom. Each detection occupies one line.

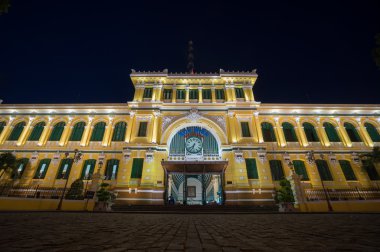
left=1, top=1, right=379, bottom=104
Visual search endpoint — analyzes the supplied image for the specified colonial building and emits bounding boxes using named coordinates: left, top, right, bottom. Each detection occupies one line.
left=1, top=69, right=380, bottom=208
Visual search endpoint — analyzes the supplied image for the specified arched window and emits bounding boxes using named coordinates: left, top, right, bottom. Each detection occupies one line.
left=112, top=122, right=127, bottom=141
left=81, top=159, right=97, bottom=179
left=69, top=122, right=86, bottom=141
left=323, top=122, right=341, bottom=142
left=364, top=123, right=380, bottom=142
left=49, top=122, right=66, bottom=141
left=261, top=122, right=276, bottom=142
left=0, top=121, right=6, bottom=135
left=344, top=122, right=361, bottom=142
left=7, top=122, right=26, bottom=141
left=293, top=160, right=309, bottom=181
left=303, top=122, right=319, bottom=142
left=269, top=160, right=284, bottom=181
left=28, top=122, right=45, bottom=141
left=90, top=122, right=106, bottom=141
left=56, top=158, right=73, bottom=179
left=315, top=160, right=333, bottom=181
left=105, top=159, right=119, bottom=180
left=34, top=159, right=51, bottom=179
left=282, top=122, right=298, bottom=142
left=14, top=158, right=29, bottom=179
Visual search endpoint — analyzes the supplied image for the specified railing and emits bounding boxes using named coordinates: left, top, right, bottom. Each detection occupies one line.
left=45, top=141, right=60, bottom=147
left=167, top=154, right=222, bottom=161
left=286, top=142, right=300, bottom=148
left=305, top=188, right=380, bottom=201
left=0, top=184, right=98, bottom=200
left=307, top=142, right=322, bottom=148
left=350, top=142, right=367, bottom=148
left=329, top=142, right=344, bottom=148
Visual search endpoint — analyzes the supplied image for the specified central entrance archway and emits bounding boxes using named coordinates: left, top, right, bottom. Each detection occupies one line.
left=161, top=161, right=228, bottom=205
left=163, top=126, right=227, bottom=205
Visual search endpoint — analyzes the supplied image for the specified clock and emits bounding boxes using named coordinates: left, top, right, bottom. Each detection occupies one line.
left=185, top=136, right=202, bottom=154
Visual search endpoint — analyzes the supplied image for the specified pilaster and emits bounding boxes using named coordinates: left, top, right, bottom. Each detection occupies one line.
left=198, top=86, right=203, bottom=103
left=80, top=117, right=93, bottom=147
left=316, top=119, right=330, bottom=147
left=254, top=112, right=263, bottom=143
left=59, top=118, right=73, bottom=146
left=125, top=112, right=135, bottom=143
left=102, top=118, right=114, bottom=147
left=185, top=86, right=190, bottom=103
left=295, top=118, right=308, bottom=147
left=17, top=118, right=34, bottom=146
left=0, top=117, right=14, bottom=144
left=38, top=118, right=53, bottom=146
left=228, top=112, right=237, bottom=143
left=211, top=87, right=216, bottom=103
left=274, top=118, right=286, bottom=147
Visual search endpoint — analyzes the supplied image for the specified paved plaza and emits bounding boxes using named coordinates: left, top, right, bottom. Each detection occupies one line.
left=0, top=212, right=380, bottom=251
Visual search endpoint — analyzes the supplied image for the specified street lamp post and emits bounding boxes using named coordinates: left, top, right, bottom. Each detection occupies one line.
left=56, top=149, right=82, bottom=211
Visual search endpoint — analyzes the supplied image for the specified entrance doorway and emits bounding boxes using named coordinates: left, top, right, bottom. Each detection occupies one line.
left=161, top=160, right=228, bottom=205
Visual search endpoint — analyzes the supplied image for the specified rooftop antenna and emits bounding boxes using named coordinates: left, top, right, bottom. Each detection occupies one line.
left=187, top=41, right=194, bottom=74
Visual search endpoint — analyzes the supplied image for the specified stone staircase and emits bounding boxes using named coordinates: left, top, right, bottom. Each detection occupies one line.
left=111, top=204, right=279, bottom=213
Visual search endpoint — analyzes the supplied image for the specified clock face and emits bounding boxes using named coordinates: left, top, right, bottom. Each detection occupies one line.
left=185, top=137, right=202, bottom=154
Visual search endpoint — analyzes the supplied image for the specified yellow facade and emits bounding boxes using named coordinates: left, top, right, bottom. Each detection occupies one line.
left=1, top=69, right=380, bottom=208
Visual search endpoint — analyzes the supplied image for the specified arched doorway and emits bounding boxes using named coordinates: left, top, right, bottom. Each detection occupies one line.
left=162, top=126, right=227, bottom=205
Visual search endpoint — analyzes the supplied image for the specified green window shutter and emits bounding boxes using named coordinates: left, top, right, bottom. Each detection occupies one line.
left=163, top=89, right=172, bottom=100
left=176, top=89, right=185, bottom=100
left=137, top=122, right=148, bottom=137
left=14, top=158, right=29, bottom=179
left=0, top=121, right=6, bottom=135
left=365, top=164, right=380, bottom=180
left=111, top=122, right=127, bottom=141
left=303, top=123, right=319, bottom=142
left=215, top=89, right=225, bottom=100
left=269, top=160, right=284, bottom=181
left=56, top=158, right=73, bottom=179
left=189, top=89, right=198, bottom=99
left=143, top=88, right=153, bottom=98
left=241, top=122, right=251, bottom=137
left=90, top=122, right=106, bottom=141
left=323, top=122, right=341, bottom=142
left=49, top=122, right=65, bottom=141
left=293, top=160, right=309, bottom=181
left=34, top=159, right=51, bottom=179
left=81, top=159, right=96, bottom=179
left=131, top=158, right=144, bottom=179
left=202, top=89, right=211, bottom=99
left=28, top=122, right=45, bottom=141
left=69, top=122, right=86, bottom=141
left=344, top=123, right=361, bottom=142
left=364, top=123, right=380, bottom=142
left=235, top=88, right=244, bottom=98
left=8, top=122, right=26, bottom=141
left=338, top=160, right=356, bottom=181
left=316, top=160, right=333, bottom=181
left=105, top=159, right=119, bottom=180
left=282, top=122, right=298, bottom=142
left=245, top=158, right=259, bottom=179
left=262, top=122, right=276, bottom=142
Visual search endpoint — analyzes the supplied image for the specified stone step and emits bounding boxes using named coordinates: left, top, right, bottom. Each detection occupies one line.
left=111, top=204, right=279, bottom=213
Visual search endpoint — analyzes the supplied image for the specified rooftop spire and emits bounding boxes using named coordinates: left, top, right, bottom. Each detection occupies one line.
left=187, top=41, right=194, bottom=74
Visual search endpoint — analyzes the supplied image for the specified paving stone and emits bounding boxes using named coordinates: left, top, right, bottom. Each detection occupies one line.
left=1, top=213, right=380, bottom=251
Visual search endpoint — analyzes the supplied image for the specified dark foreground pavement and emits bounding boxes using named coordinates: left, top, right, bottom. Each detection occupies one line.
left=0, top=212, right=380, bottom=251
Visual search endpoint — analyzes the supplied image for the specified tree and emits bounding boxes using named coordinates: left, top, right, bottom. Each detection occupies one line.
left=373, top=33, right=380, bottom=70
left=96, top=183, right=116, bottom=203
left=0, top=152, right=18, bottom=179
left=65, top=179, right=84, bottom=200
left=360, top=146, right=380, bottom=180
left=275, top=179, right=295, bottom=204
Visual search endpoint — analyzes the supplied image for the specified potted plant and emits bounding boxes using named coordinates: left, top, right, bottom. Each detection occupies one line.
left=94, top=183, right=116, bottom=211
left=275, top=179, right=295, bottom=212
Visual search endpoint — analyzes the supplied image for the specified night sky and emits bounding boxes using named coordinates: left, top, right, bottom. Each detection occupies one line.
left=0, top=1, right=379, bottom=105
